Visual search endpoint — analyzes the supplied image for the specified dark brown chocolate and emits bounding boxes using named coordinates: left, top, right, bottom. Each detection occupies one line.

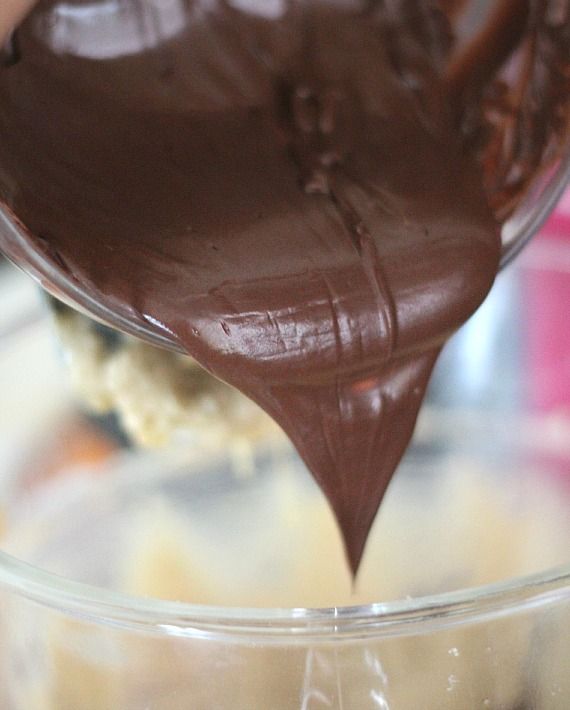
left=0, top=0, right=566, bottom=573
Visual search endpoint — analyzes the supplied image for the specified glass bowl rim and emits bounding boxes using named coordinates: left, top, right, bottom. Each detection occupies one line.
left=0, top=548, right=569, bottom=642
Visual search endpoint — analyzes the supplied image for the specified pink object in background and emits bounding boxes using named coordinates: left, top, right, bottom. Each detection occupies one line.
left=523, top=189, right=570, bottom=414
left=542, top=189, right=570, bottom=240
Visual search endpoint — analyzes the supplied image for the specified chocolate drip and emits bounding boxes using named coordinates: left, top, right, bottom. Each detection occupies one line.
left=0, top=0, right=565, bottom=572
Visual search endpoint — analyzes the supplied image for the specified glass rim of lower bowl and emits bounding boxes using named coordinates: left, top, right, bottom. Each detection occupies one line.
left=0, top=550, right=569, bottom=643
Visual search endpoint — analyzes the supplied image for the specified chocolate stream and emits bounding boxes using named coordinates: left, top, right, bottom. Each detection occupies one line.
left=0, top=0, right=565, bottom=572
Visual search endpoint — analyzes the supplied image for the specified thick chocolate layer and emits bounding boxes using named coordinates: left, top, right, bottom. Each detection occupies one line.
left=0, top=0, right=565, bottom=572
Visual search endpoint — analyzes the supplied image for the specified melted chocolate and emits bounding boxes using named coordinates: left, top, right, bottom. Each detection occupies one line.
left=0, top=1, right=566, bottom=573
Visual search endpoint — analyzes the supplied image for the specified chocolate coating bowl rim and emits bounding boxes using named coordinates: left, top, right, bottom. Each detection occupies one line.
left=0, top=150, right=569, bottom=357
left=0, top=306, right=570, bottom=643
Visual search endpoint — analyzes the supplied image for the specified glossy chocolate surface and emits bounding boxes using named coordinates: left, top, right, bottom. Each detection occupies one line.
left=0, top=0, right=567, bottom=572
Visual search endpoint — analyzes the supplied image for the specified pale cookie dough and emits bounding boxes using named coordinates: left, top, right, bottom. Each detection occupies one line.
left=52, top=303, right=275, bottom=450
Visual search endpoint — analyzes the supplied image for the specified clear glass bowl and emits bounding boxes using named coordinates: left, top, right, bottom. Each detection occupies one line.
left=0, top=0, right=568, bottom=353
left=1, top=221, right=570, bottom=708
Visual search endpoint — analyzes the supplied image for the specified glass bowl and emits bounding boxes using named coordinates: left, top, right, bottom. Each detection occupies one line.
left=0, top=0, right=568, bottom=353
